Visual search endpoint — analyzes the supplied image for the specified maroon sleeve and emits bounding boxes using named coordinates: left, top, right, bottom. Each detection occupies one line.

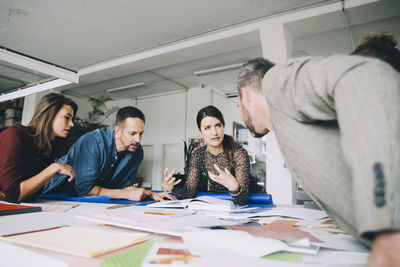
left=0, top=126, right=30, bottom=202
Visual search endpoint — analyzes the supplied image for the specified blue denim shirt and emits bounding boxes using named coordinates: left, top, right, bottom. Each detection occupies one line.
left=42, top=128, right=143, bottom=195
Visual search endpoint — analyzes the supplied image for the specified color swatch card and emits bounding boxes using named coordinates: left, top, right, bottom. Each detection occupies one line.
left=232, top=221, right=323, bottom=243
left=0, top=225, right=148, bottom=257
left=142, top=242, right=199, bottom=266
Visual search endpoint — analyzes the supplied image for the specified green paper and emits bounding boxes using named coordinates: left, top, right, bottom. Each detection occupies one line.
left=262, top=252, right=301, bottom=262
left=100, top=239, right=162, bottom=267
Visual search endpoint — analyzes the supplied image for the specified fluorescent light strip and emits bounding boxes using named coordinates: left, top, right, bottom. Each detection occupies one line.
left=136, top=89, right=187, bottom=100
left=193, top=62, right=245, bottom=76
left=106, top=82, right=147, bottom=93
left=0, top=79, right=72, bottom=102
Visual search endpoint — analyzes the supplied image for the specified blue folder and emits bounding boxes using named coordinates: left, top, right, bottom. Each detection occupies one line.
left=38, top=192, right=273, bottom=206
left=38, top=193, right=155, bottom=205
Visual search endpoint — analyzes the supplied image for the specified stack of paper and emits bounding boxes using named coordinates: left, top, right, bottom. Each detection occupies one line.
left=0, top=225, right=148, bottom=257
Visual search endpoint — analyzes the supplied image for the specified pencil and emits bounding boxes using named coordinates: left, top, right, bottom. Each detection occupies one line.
left=2, top=225, right=70, bottom=237
left=144, top=211, right=176, bottom=216
left=106, top=201, right=155, bottom=209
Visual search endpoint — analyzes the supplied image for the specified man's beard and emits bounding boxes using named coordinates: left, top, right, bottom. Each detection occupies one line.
left=119, top=136, right=139, bottom=152
left=241, top=105, right=269, bottom=138
left=125, top=143, right=139, bottom=152
left=246, top=118, right=268, bottom=138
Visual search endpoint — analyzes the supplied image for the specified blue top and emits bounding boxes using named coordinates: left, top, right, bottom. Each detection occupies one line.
left=42, top=128, right=143, bottom=196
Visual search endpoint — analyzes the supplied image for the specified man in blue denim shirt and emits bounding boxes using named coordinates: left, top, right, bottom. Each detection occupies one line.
left=42, top=106, right=175, bottom=201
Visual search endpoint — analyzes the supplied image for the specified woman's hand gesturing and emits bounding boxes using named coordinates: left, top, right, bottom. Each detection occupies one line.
left=162, top=168, right=181, bottom=192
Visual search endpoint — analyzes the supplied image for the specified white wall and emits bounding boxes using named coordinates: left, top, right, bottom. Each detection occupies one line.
left=138, top=92, right=186, bottom=144
left=212, top=89, right=241, bottom=137
left=185, top=86, right=211, bottom=138
left=138, top=92, right=187, bottom=189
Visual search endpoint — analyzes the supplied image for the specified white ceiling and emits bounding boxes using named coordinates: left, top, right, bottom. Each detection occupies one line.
left=0, top=0, right=399, bottom=100
left=0, top=0, right=336, bottom=97
left=0, top=0, right=334, bottom=70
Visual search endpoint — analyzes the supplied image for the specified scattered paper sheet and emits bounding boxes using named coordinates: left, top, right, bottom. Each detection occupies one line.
left=206, top=206, right=328, bottom=221
left=76, top=212, right=243, bottom=237
left=302, top=250, right=369, bottom=265
left=0, top=225, right=148, bottom=257
left=0, top=240, right=68, bottom=267
left=256, top=207, right=328, bottom=221
left=79, top=209, right=167, bottom=224
left=180, top=240, right=320, bottom=267
left=182, top=229, right=290, bottom=258
left=306, top=231, right=368, bottom=252
left=232, top=221, right=323, bottom=243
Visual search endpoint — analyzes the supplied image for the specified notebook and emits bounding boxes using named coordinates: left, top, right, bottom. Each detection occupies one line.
left=147, top=196, right=234, bottom=211
left=0, top=202, right=42, bottom=216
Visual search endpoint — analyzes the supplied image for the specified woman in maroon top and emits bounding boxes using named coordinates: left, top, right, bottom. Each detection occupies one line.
left=0, top=93, right=78, bottom=203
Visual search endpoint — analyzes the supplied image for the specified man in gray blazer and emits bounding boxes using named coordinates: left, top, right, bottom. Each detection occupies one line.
left=236, top=55, right=400, bottom=266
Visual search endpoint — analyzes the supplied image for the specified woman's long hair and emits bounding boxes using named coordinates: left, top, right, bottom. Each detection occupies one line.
left=25, top=93, right=78, bottom=157
left=196, top=105, right=235, bottom=169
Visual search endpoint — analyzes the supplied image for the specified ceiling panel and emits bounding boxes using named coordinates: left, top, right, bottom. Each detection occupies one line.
left=0, top=61, right=50, bottom=93
left=0, top=0, right=334, bottom=70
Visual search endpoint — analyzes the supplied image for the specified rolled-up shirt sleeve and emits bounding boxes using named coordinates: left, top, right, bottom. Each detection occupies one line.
left=72, top=134, right=102, bottom=195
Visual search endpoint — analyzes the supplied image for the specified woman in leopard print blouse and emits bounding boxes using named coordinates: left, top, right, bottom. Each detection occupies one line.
left=163, top=105, right=263, bottom=205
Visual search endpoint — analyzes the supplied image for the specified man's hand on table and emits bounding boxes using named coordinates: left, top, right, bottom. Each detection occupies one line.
left=368, top=231, right=400, bottom=267
left=150, top=191, right=177, bottom=201
left=123, top=186, right=177, bottom=201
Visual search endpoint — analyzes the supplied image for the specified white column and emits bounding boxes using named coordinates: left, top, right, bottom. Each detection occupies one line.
left=265, top=132, right=294, bottom=204
left=259, top=23, right=294, bottom=204
left=21, top=89, right=61, bottom=125
left=259, top=23, right=293, bottom=64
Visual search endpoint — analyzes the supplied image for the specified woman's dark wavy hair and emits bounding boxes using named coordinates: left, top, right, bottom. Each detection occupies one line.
left=196, top=105, right=235, bottom=169
left=25, top=93, right=78, bottom=157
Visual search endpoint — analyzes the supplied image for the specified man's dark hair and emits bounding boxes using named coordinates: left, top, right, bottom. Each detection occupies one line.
left=115, top=106, right=145, bottom=125
left=351, top=32, right=400, bottom=72
left=236, top=58, right=275, bottom=97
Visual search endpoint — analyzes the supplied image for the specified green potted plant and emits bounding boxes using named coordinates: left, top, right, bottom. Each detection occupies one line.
left=63, top=95, right=119, bottom=153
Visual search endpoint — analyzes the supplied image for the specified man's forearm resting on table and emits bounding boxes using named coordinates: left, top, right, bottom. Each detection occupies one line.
left=85, top=185, right=150, bottom=200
